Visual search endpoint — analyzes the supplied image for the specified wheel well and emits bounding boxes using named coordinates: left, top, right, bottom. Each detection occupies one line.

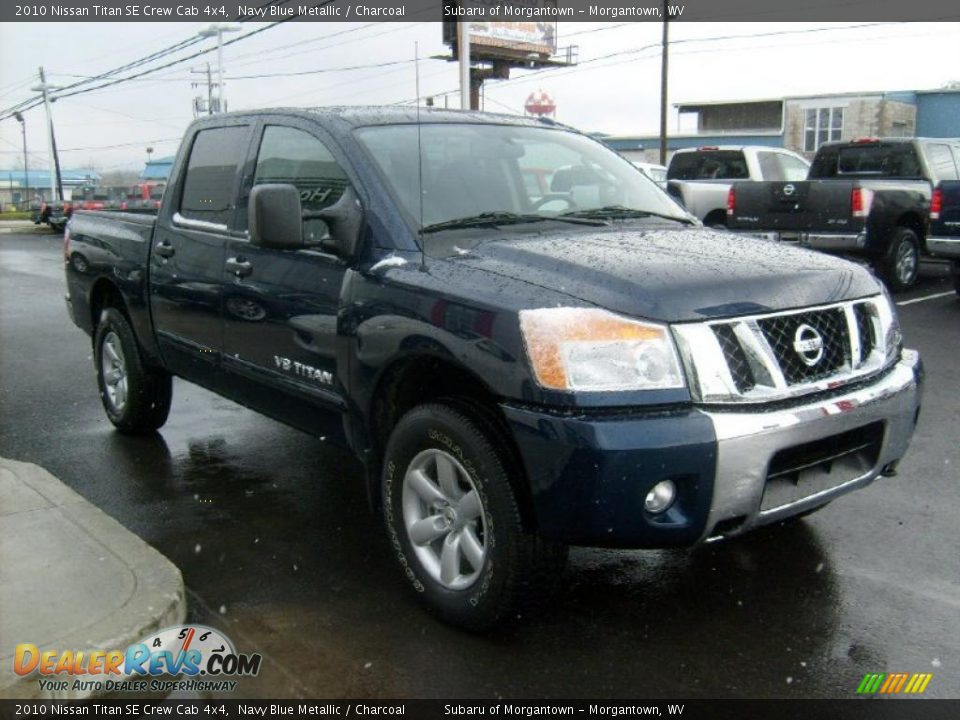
left=703, top=209, right=727, bottom=227
left=89, top=279, right=128, bottom=332
left=367, top=355, right=534, bottom=526
left=896, top=213, right=925, bottom=246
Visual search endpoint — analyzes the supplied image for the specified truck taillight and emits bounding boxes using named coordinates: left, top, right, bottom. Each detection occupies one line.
left=930, top=187, right=943, bottom=220
left=726, top=187, right=736, bottom=215
left=851, top=187, right=874, bottom=218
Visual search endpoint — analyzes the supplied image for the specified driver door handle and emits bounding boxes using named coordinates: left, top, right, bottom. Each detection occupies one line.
left=226, top=257, right=253, bottom=278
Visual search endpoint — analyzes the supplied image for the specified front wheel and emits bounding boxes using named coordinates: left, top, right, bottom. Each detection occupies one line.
left=879, top=228, right=920, bottom=291
left=382, top=402, right=567, bottom=630
left=94, top=307, right=172, bottom=434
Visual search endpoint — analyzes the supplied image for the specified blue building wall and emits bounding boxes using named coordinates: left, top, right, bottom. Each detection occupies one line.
left=916, top=93, right=960, bottom=138
left=140, top=157, right=174, bottom=182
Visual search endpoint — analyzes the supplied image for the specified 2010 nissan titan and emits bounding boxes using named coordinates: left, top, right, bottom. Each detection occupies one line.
left=64, top=108, right=923, bottom=629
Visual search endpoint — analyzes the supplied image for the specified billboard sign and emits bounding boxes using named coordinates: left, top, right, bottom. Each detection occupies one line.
left=469, top=20, right=557, bottom=57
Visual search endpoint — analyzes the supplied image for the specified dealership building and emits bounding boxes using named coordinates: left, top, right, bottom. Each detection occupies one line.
left=602, top=86, right=960, bottom=163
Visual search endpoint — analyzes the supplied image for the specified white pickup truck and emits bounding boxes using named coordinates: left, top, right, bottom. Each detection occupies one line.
left=666, top=145, right=810, bottom=227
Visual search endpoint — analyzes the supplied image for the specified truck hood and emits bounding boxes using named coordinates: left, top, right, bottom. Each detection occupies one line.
left=446, top=227, right=880, bottom=323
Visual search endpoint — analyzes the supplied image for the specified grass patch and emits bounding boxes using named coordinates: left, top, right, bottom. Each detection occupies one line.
left=0, top=211, right=33, bottom=220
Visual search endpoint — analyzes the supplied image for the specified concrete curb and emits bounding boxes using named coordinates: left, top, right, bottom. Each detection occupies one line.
left=0, top=457, right=186, bottom=700
left=0, top=221, right=51, bottom=235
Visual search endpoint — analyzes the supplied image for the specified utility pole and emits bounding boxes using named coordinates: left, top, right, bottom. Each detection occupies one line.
left=659, top=2, right=670, bottom=166
left=31, top=67, right=63, bottom=201
left=13, top=111, right=29, bottom=210
left=190, top=63, right=216, bottom=116
left=458, top=21, right=470, bottom=111
left=198, top=24, right=239, bottom=113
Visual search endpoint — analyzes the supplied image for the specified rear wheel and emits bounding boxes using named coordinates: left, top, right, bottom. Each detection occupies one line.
left=382, top=401, right=567, bottom=631
left=94, top=308, right=172, bottom=434
left=879, top=228, right=920, bottom=291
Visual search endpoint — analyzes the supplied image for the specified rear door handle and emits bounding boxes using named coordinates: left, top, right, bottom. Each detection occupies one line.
left=155, top=240, right=175, bottom=258
left=226, top=257, right=253, bottom=278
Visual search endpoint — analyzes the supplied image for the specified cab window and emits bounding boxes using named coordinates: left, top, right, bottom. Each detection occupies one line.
left=248, top=125, right=350, bottom=242
left=179, top=126, right=249, bottom=226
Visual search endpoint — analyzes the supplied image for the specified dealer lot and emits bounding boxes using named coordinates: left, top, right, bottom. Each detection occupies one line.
left=1, top=232, right=957, bottom=699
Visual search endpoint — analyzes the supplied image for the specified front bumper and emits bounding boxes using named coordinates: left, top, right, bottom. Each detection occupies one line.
left=927, top=236, right=960, bottom=259
left=502, top=350, right=922, bottom=548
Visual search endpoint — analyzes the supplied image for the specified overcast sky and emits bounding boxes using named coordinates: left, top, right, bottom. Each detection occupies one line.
left=1, top=20, right=959, bottom=173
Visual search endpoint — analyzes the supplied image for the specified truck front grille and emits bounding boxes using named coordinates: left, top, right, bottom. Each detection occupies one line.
left=674, top=296, right=892, bottom=404
left=756, top=308, right=850, bottom=384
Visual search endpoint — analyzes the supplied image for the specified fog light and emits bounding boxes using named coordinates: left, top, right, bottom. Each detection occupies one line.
left=644, top=480, right=676, bottom=514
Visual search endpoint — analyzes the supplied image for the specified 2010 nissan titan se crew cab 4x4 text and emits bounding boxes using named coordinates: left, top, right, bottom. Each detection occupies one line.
left=64, top=108, right=923, bottom=630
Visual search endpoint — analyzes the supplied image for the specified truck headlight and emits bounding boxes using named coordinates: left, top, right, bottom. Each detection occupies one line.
left=519, top=307, right=685, bottom=392
left=878, top=286, right=903, bottom=363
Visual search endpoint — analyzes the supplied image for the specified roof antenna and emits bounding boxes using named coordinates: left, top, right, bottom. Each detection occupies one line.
left=415, top=40, right=427, bottom=272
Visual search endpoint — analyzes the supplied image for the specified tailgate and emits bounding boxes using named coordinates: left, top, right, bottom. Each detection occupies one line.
left=931, top=180, right=960, bottom=238
left=729, top=180, right=863, bottom=234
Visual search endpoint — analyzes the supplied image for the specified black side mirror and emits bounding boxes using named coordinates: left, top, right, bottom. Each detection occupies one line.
left=249, top=184, right=305, bottom=250
left=312, top=186, right=363, bottom=259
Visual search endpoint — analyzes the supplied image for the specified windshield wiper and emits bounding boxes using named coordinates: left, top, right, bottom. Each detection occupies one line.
left=561, top=205, right=695, bottom=225
left=421, top=211, right=606, bottom=233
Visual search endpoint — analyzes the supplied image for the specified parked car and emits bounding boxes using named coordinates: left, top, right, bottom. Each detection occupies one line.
left=34, top=199, right=72, bottom=232
left=666, top=145, right=810, bottom=227
left=64, top=108, right=922, bottom=630
left=929, top=180, right=960, bottom=297
left=631, top=160, right=668, bottom=189
left=728, top=138, right=960, bottom=290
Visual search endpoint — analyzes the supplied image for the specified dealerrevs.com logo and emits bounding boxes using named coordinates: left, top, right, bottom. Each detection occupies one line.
left=14, top=625, right=261, bottom=694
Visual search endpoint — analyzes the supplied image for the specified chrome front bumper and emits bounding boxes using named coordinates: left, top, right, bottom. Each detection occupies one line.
left=699, top=349, right=922, bottom=541
left=926, top=236, right=960, bottom=259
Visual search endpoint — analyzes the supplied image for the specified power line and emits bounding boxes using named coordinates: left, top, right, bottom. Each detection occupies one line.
left=0, top=0, right=308, bottom=122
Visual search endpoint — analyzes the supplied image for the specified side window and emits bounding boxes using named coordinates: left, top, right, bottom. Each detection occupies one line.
left=252, top=125, right=350, bottom=241
left=757, top=152, right=784, bottom=181
left=926, top=144, right=959, bottom=181
left=179, top=126, right=249, bottom=226
left=778, top=154, right=810, bottom=181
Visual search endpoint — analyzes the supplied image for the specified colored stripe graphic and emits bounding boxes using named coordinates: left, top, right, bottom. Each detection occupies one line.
left=857, top=673, right=885, bottom=694
left=857, top=672, right=932, bottom=694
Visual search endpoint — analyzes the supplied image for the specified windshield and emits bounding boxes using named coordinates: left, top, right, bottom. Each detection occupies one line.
left=355, top=123, right=688, bottom=232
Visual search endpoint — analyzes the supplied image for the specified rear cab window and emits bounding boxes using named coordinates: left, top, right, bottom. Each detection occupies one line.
left=667, top=151, right=750, bottom=180
left=810, top=142, right=922, bottom=179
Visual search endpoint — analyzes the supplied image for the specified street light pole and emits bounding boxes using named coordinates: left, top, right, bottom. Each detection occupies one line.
left=659, top=2, right=670, bottom=166
left=13, top=111, right=29, bottom=210
left=31, top=67, right=64, bottom=201
left=458, top=21, right=470, bottom=111
left=198, top=24, right=239, bottom=113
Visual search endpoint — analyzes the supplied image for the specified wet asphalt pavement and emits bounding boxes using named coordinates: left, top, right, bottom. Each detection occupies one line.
left=1, top=231, right=957, bottom=699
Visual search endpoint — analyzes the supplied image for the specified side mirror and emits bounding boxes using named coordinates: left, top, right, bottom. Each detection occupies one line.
left=312, top=186, right=363, bottom=259
left=249, top=184, right=305, bottom=250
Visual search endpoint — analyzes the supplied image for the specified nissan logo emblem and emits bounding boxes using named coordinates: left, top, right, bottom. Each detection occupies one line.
left=783, top=184, right=796, bottom=196
left=793, top=324, right=825, bottom=366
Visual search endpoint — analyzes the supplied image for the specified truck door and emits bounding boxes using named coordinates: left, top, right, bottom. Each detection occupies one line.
left=220, top=122, right=355, bottom=437
left=150, top=122, right=253, bottom=387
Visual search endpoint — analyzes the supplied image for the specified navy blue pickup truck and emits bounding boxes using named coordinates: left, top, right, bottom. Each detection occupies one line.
left=929, top=180, right=960, bottom=297
left=65, top=108, right=923, bottom=629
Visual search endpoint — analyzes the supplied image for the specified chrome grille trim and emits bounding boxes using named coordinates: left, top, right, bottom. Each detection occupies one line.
left=673, top=296, right=897, bottom=405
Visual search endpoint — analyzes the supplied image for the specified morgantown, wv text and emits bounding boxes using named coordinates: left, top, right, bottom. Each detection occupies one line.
left=444, top=705, right=686, bottom=717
